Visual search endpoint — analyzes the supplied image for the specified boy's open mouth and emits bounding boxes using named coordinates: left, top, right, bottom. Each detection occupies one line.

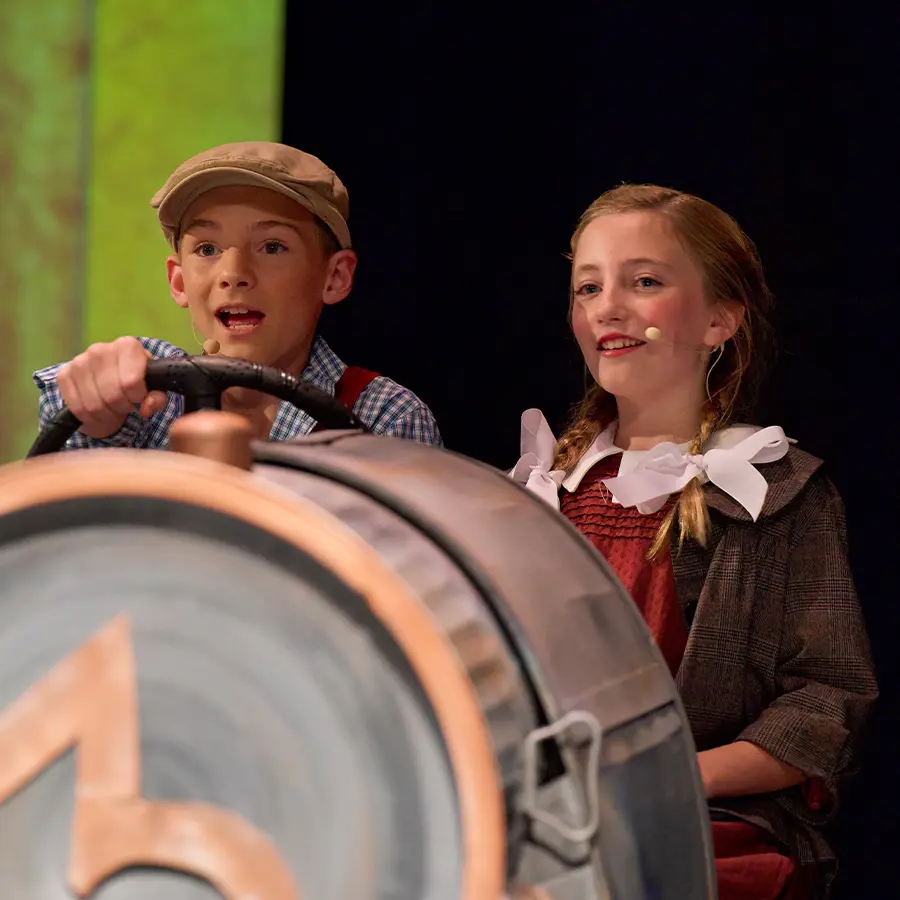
left=216, top=306, right=266, bottom=331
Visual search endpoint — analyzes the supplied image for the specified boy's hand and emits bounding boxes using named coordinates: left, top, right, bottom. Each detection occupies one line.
left=56, top=337, right=168, bottom=438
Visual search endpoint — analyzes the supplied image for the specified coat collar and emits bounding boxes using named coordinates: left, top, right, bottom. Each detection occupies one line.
left=702, top=445, right=824, bottom=522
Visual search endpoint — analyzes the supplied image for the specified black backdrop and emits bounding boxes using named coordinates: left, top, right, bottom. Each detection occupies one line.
left=282, top=5, right=898, bottom=894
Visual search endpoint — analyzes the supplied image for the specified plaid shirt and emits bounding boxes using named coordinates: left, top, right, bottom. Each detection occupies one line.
left=33, top=334, right=442, bottom=450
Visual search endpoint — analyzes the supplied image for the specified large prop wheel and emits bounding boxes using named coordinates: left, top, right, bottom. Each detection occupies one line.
left=1, top=411, right=717, bottom=899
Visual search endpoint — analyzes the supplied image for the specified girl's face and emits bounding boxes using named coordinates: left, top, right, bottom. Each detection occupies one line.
left=571, top=211, right=738, bottom=406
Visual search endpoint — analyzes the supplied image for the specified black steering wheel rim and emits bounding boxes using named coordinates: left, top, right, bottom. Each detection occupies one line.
left=27, top=355, right=367, bottom=458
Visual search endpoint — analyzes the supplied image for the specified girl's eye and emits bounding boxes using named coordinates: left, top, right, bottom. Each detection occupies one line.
left=575, top=283, right=600, bottom=296
left=637, top=276, right=662, bottom=288
left=263, top=241, right=287, bottom=254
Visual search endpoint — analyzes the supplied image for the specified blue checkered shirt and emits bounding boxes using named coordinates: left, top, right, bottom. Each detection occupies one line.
left=33, top=335, right=442, bottom=450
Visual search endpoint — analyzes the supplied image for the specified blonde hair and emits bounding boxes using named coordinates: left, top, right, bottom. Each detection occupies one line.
left=555, top=184, right=775, bottom=557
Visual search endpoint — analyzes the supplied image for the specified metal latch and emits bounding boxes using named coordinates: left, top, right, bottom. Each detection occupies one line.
left=520, top=709, right=603, bottom=846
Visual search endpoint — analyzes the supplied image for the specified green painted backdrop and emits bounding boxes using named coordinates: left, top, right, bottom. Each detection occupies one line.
left=1, top=0, right=285, bottom=462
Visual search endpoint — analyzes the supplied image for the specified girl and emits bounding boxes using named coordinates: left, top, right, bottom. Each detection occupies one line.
left=511, top=185, right=877, bottom=899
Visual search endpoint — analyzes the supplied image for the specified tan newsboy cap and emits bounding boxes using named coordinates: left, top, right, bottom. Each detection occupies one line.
left=151, top=141, right=351, bottom=249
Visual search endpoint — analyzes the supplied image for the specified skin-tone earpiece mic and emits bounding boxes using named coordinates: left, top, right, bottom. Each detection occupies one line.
left=202, top=339, right=221, bottom=355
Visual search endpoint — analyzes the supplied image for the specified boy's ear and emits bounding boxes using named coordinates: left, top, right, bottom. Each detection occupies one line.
left=166, top=255, right=189, bottom=309
left=322, top=250, right=357, bottom=307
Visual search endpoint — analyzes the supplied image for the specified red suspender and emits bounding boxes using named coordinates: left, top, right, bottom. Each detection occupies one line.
left=311, top=366, right=380, bottom=432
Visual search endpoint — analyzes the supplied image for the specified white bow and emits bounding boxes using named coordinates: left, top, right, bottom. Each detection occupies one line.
left=602, top=425, right=790, bottom=520
left=509, top=409, right=565, bottom=509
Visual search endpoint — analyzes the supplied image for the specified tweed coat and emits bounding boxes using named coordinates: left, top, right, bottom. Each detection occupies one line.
left=669, top=445, right=878, bottom=887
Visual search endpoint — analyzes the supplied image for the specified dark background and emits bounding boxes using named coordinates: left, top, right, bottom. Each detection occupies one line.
left=283, top=4, right=897, bottom=895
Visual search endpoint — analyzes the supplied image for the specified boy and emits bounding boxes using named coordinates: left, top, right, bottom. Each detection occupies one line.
left=33, top=141, right=441, bottom=448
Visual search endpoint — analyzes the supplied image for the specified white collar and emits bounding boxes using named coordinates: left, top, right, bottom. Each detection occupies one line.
left=510, top=409, right=793, bottom=520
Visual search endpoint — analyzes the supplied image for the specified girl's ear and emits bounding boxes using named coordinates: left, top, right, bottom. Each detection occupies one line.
left=708, top=300, right=744, bottom=347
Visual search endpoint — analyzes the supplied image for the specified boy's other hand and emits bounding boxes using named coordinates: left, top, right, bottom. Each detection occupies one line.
left=57, top=337, right=168, bottom=438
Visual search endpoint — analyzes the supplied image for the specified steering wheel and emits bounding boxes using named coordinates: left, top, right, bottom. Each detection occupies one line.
left=26, top=355, right=367, bottom=458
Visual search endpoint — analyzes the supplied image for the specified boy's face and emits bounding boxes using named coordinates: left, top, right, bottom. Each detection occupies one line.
left=167, top=185, right=355, bottom=373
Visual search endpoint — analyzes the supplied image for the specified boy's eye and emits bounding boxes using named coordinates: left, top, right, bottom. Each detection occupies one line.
left=195, top=243, right=219, bottom=257
left=263, top=240, right=287, bottom=254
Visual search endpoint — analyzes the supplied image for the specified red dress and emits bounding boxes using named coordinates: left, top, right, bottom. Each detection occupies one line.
left=560, top=455, right=817, bottom=900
